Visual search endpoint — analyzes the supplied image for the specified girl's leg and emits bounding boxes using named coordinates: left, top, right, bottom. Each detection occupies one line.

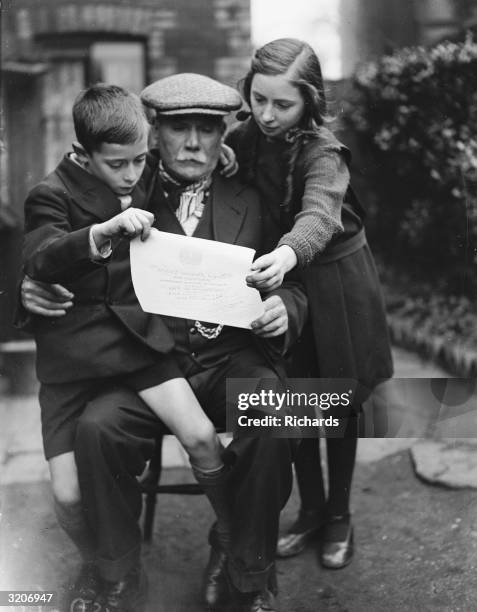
left=139, top=378, right=230, bottom=549
left=321, top=415, right=359, bottom=569
left=276, top=438, right=326, bottom=558
left=295, top=438, right=326, bottom=515
left=325, top=416, right=358, bottom=517
left=49, top=451, right=96, bottom=562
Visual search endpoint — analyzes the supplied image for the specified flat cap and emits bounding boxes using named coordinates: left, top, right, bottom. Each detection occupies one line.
left=141, top=73, right=242, bottom=116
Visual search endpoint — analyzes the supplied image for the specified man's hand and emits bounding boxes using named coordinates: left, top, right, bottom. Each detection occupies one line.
left=91, top=208, right=154, bottom=250
left=250, top=294, right=288, bottom=338
left=219, top=143, right=239, bottom=178
left=246, top=245, right=298, bottom=292
left=21, top=275, right=73, bottom=317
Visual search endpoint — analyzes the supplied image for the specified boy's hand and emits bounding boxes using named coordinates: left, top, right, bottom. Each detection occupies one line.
left=219, top=143, right=238, bottom=178
left=21, top=275, right=73, bottom=317
left=92, top=208, right=154, bottom=248
left=246, top=245, right=298, bottom=292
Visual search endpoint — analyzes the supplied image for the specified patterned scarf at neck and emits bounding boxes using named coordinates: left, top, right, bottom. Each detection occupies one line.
left=158, top=162, right=213, bottom=235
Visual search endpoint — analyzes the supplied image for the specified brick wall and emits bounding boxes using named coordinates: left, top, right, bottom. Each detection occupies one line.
left=2, top=0, right=251, bottom=85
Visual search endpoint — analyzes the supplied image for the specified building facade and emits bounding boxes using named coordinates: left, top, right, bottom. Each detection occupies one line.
left=340, top=0, right=477, bottom=77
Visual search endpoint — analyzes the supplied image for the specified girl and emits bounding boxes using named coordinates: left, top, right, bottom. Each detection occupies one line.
left=226, top=38, right=393, bottom=568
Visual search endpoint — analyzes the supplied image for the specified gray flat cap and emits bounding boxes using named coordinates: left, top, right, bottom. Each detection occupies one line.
left=141, top=73, right=242, bottom=116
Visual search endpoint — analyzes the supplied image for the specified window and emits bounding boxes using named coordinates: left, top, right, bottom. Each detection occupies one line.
left=90, top=42, right=145, bottom=93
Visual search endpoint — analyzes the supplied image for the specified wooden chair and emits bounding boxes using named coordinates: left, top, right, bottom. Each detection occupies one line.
left=139, top=434, right=204, bottom=542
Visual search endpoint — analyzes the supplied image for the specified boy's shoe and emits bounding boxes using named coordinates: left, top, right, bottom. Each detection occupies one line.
left=320, top=513, right=354, bottom=569
left=235, top=589, right=278, bottom=612
left=66, top=562, right=103, bottom=612
left=276, top=508, right=323, bottom=558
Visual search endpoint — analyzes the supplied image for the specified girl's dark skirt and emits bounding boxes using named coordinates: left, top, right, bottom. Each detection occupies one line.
left=289, top=242, right=393, bottom=411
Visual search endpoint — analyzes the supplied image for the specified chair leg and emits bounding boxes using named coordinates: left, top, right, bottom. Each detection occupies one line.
left=143, top=491, right=157, bottom=542
left=268, top=563, right=278, bottom=596
left=142, top=436, right=164, bottom=542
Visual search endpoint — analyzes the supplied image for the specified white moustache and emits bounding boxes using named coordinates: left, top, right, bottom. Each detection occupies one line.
left=176, top=156, right=206, bottom=163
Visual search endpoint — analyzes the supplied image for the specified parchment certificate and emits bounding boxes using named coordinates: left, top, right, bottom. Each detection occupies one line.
left=130, top=229, right=265, bottom=328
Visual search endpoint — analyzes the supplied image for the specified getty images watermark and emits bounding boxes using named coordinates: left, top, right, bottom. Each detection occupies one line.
left=226, top=378, right=477, bottom=438
left=236, top=388, right=352, bottom=427
left=226, top=378, right=360, bottom=438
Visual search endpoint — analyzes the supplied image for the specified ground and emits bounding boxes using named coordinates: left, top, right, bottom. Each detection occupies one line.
left=2, top=452, right=476, bottom=612
left=1, top=347, right=476, bottom=611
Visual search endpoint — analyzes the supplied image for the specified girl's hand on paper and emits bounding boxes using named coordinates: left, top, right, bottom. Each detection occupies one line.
left=246, top=245, right=297, bottom=291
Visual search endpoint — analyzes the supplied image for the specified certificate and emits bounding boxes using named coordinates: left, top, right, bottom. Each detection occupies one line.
left=130, top=229, right=265, bottom=328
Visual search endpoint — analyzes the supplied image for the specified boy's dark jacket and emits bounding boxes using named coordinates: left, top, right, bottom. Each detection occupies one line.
left=22, top=152, right=307, bottom=385
left=22, top=153, right=174, bottom=384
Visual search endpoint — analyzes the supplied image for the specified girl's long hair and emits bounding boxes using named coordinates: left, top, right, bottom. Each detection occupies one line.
left=240, top=38, right=327, bottom=129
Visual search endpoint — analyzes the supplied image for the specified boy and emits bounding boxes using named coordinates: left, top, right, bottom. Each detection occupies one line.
left=23, top=84, right=229, bottom=611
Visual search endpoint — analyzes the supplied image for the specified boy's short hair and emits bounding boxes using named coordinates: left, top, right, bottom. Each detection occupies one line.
left=72, top=83, right=149, bottom=154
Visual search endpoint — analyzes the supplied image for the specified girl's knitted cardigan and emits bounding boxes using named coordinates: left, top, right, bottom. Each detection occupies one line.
left=226, top=116, right=351, bottom=266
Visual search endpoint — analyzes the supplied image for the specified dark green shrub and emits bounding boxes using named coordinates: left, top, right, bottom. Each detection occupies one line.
left=347, top=34, right=477, bottom=293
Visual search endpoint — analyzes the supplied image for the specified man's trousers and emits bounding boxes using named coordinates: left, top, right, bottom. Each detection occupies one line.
left=74, top=346, right=295, bottom=592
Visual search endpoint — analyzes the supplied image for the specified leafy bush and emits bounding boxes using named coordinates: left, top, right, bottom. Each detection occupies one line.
left=374, top=259, right=477, bottom=374
left=347, top=34, right=477, bottom=292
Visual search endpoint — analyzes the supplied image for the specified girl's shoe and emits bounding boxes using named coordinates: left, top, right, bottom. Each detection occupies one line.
left=276, top=508, right=323, bottom=558
left=320, top=513, right=354, bottom=569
